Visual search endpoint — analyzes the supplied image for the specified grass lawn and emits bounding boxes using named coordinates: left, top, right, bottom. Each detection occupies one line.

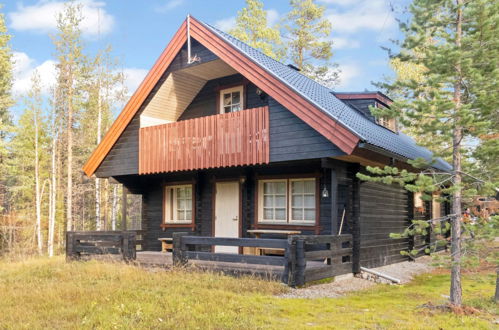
left=0, top=257, right=496, bottom=329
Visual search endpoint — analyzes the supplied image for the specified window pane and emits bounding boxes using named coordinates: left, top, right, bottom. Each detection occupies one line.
left=275, top=208, right=286, bottom=220
left=223, top=93, right=231, bottom=106
left=304, top=180, right=315, bottom=193
left=177, top=198, right=185, bottom=210
left=263, top=208, right=273, bottom=220
left=304, top=195, right=315, bottom=208
left=292, top=181, right=303, bottom=193
left=231, top=104, right=241, bottom=112
left=304, top=209, right=315, bottom=221
left=185, top=210, right=192, bottom=221
left=292, top=208, right=303, bottom=220
left=177, top=210, right=185, bottom=221
left=264, top=182, right=273, bottom=194
left=224, top=106, right=231, bottom=113
left=185, top=199, right=192, bottom=211
left=292, top=195, right=303, bottom=207
left=275, top=196, right=286, bottom=207
left=232, top=91, right=240, bottom=104
left=176, top=187, right=184, bottom=198
left=264, top=195, right=273, bottom=207
left=275, top=182, right=286, bottom=194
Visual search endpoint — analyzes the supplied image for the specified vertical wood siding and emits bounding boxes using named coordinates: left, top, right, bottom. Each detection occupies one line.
left=139, top=106, right=269, bottom=174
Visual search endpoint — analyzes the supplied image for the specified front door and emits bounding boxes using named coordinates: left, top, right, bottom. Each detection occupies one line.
left=214, top=181, right=240, bottom=253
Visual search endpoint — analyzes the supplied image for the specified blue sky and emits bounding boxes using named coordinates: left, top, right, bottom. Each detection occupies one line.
left=4, top=0, right=407, bottom=109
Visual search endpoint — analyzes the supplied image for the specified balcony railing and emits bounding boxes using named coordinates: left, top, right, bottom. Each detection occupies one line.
left=139, top=106, right=269, bottom=174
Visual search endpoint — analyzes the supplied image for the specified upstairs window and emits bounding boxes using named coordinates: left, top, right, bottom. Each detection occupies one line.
left=378, top=117, right=397, bottom=132
left=220, top=86, right=244, bottom=113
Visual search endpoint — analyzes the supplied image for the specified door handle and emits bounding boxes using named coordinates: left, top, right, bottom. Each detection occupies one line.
left=232, top=216, right=239, bottom=221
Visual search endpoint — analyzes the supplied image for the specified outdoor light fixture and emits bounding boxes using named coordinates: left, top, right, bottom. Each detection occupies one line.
left=322, top=186, right=329, bottom=198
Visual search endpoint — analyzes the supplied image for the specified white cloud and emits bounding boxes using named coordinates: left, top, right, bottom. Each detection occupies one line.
left=267, top=9, right=280, bottom=26
left=331, top=37, right=360, bottom=49
left=154, top=0, right=184, bottom=13
left=9, top=0, right=114, bottom=37
left=12, top=52, right=57, bottom=96
left=122, top=68, right=148, bottom=96
left=214, top=16, right=236, bottom=32
left=337, top=62, right=362, bottom=89
left=326, top=0, right=396, bottom=34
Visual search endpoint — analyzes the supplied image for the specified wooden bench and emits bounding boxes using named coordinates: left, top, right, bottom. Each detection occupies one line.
left=246, top=229, right=302, bottom=256
left=158, top=238, right=173, bottom=252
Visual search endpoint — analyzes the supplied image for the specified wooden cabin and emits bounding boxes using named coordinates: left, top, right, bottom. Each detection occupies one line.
left=82, top=16, right=450, bottom=273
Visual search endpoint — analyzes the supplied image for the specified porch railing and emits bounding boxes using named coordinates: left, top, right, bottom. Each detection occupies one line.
left=139, top=106, right=269, bottom=174
left=172, top=233, right=353, bottom=286
left=66, top=231, right=137, bottom=261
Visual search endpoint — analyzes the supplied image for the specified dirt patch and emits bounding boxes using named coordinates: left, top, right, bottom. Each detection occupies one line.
left=279, top=256, right=435, bottom=299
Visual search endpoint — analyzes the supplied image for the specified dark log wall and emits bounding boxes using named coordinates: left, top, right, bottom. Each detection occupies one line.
left=95, top=41, right=218, bottom=178
left=358, top=181, right=409, bottom=268
left=95, top=114, right=140, bottom=177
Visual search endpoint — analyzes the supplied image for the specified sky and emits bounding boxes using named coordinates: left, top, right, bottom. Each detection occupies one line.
left=3, top=0, right=408, bottom=116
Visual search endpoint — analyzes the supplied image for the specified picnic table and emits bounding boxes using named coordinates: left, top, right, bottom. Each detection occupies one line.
left=245, top=229, right=302, bottom=255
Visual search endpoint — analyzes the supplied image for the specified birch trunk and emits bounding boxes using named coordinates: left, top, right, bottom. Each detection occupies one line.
left=95, top=79, right=102, bottom=230
left=48, top=131, right=57, bottom=257
left=34, top=106, right=42, bottom=255
left=450, top=0, right=463, bottom=307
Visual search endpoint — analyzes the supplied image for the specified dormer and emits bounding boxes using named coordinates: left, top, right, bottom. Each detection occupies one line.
left=333, top=91, right=397, bottom=132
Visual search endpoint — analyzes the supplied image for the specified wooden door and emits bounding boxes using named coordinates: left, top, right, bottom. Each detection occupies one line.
left=214, top=181, right=240, bottom=253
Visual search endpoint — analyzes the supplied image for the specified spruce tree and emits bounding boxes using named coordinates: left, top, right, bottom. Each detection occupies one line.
left=229, top=0, right=285, bottom=60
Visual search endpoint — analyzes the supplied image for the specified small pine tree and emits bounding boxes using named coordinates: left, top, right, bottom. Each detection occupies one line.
left=229, top=0, right=285, bottom=60
left=284, top=0, right=339, bottom=88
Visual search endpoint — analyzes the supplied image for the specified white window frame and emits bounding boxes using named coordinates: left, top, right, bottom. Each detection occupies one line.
left=219, top=85, right=244, bottom=114
left=257, top=178, right=316, bottom=226
left=289, top=178, right=316, bottom=225
left=163, top=184, right=194, bottom=224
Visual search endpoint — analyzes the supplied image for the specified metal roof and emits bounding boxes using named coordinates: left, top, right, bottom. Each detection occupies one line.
left=201, top=22, right=451, bottom=172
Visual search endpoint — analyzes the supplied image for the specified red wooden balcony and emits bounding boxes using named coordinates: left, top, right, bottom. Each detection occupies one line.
left=139, top=106, right=269, bottom=174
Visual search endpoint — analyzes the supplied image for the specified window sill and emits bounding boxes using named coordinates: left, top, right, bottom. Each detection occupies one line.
left=257, top=221, right=315, bottom=226
left=160, top=223, right=194, bottom=229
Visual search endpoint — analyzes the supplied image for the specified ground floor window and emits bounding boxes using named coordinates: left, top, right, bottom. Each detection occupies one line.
left=163, top=184, right=193, bottom=224
left=257, top=178, right=316, bottom=225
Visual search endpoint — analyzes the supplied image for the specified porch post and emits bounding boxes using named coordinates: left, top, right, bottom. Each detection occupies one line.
left=330, top=168, right=338, bottom=235
left=351, top=164, right=361, bottom=274
left=122, top=186, right=128, bottom=231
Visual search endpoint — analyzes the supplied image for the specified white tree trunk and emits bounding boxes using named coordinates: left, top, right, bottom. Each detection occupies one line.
left=66, top=83, right=73, bottom=232
left=34, top=108, right=42, bottom=255
left=95, top=79, right=102, bottom=231
left=48, top=133, right=57, bottom=257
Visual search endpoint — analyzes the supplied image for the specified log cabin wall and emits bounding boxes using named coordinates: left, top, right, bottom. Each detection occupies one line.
left=358, top=180, right=410, bottom=268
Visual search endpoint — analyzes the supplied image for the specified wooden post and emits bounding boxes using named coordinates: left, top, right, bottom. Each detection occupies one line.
left=172, top=232, right=188, bottom=266
left=351, top=165, right=361, bottom=274
left=122, top=186, right=128, bottom=231
left=407, top=191, right=415, bottom=260
left=330, top=167, right=338, bottom=235
left=122, top=231, right=136, bottom=261
left=425, top=200, right=432, bottom=254
left=66, top=231, right=76, bottom=261
left=295, top=238, right=306, bottom=286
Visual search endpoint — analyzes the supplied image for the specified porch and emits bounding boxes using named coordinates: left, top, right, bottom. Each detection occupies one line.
left=66, top=231, right=354, bottom=286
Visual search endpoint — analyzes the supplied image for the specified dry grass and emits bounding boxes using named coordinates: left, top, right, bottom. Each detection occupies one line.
left=0, top=257, right=496, bottom=329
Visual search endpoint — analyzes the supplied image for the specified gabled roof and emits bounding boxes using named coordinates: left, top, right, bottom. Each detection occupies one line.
left=200, top=22, right=450, bottom=171
left=83, top=16, right=450, bottom=177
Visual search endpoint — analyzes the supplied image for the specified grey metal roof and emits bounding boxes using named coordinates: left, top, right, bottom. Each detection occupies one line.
left=201, top=21, right=451, bottom=172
